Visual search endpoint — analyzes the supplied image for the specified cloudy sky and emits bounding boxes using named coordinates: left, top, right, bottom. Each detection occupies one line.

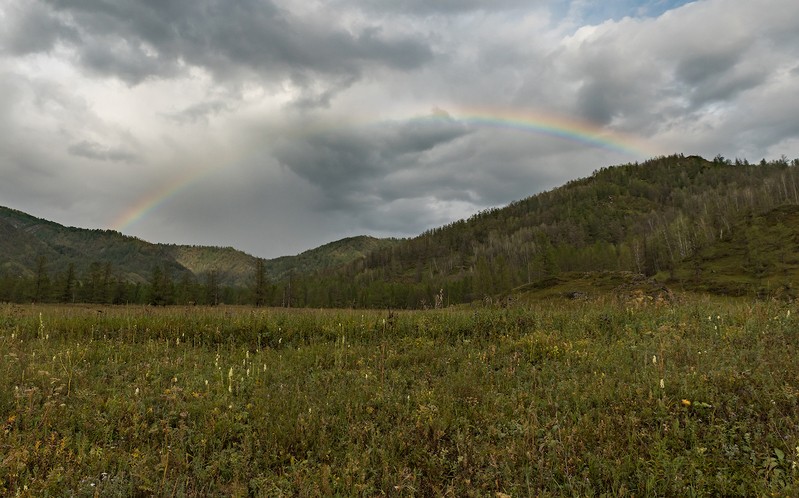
left=2, top=0, right=798, bottom=258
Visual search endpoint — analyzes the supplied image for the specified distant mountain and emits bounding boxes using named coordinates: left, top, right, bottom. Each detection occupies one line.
left=260, top=236, right=400, bottom=281
left=0, top=206, right=189, bottom=284
left=0, top=205, right=398, bottom=290
left=163, top=236, right=399, bottom=285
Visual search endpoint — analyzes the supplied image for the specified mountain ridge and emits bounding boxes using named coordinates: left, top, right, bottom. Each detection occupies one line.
left=0, top=204, right=398, bottom=290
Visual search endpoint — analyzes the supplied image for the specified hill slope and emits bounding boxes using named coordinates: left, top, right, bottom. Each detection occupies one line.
left=0, top=206, right=190, bottom=284
left=164, top=236, right=399, bottom=285
left=0, top=206, right=398, bottom=292
left=284, top=154, right=799, bottom=307
left=671, top=204, right=799, bottom=298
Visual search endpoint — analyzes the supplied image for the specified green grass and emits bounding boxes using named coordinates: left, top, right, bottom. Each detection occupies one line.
left=1, top=299, right=798, bottom=496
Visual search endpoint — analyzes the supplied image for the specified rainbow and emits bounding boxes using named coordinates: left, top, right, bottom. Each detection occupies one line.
left=110, top=107, right=662, bottom=233
left=110, top=165, right=216, bottom=232
left=404, top=106, right=662, bottom=158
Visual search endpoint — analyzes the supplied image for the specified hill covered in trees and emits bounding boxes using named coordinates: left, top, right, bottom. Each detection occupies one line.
left=3, top=154, right=799, bottom=307
left=286, top=154, right=799, bottom=307
left=0, top=206, right=397, bottom=304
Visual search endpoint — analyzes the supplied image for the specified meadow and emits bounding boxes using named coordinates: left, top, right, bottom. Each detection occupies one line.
left=1, top=298, right=797, bottom=496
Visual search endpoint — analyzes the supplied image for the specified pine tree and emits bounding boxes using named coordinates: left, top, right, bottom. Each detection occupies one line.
left=33, top=255, right=50, bottom=303
left=254, top=258, right=268, bottom=307
left=60, top=263, right=76, bottom=303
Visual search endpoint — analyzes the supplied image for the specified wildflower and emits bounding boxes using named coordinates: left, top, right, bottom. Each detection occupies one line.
left=681, top=399, right=691, bottom=406
left=135, top=387, right=140, bottom=396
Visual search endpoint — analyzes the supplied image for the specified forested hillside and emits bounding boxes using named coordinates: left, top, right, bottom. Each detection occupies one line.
left=674, top=204, right=799, bottom=297
left=0, top=207, right=396, bottom=304
left=282, top=154, right=799, bottom=307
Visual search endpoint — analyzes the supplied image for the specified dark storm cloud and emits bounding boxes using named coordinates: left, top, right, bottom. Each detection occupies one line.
left=674, top=49, right=767, bottom=108
left=273, top=116, right=471, bottom=210
left=571, top=58, right=658, bottom=127
left=23, top=0, right=433, bottom=90
left=576, top=78, right=625, bottom=125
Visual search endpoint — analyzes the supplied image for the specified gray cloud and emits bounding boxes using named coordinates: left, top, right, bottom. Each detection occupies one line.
left=0, top=2, right=78, bottom=55
left=67, top=140, right=139, bottom=163
left=674, top=47, right=768, bottom=108
left=21, top=0, right=433, bottom=99
left=164, top=100, right=234, bottom=125
left=273, top=114, right=471, bottom=211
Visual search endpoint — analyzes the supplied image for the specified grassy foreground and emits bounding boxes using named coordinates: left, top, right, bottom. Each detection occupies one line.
left=1, top=299, right=797, bottom=496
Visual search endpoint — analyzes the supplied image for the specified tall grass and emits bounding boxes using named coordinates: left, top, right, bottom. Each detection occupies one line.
left=1, top=299, right=797, bottom=496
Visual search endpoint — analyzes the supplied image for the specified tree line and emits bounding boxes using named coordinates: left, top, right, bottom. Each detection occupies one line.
left=0, top=259, right=252, bottom=306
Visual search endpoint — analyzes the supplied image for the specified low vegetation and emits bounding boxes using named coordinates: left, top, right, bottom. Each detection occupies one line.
left=1, top=299, right=797, bottom=495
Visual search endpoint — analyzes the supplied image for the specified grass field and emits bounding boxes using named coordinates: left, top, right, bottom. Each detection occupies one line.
left=1, top=298, right=798, bottom=496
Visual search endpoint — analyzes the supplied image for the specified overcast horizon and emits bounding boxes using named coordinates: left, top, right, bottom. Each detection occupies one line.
left=2, top=0, right=799, bottom=258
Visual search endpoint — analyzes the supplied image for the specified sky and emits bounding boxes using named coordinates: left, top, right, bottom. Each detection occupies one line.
left=2, top=0, right=799, bottom=258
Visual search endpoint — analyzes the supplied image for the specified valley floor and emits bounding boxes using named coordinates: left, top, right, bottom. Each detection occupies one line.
left=1, top=298, right=797, bottom=496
